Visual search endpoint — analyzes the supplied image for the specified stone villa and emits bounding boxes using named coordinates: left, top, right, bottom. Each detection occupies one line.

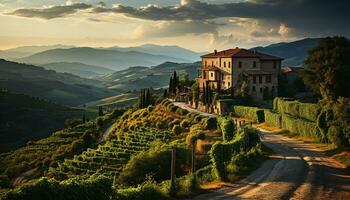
left=198, top=48, right=283, bottom=100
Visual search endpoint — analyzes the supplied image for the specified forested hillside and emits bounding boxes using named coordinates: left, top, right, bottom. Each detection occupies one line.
left=0, top=90, right=96, bottom=152
left=0, top=59, right=118, bottom=105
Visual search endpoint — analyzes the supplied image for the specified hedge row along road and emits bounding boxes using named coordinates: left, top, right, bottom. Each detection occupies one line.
left=190, top=128, right=350, bottom=200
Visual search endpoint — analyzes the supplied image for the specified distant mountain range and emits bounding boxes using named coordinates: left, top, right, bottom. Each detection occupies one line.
left=41, top=62, right=115, bottom=78
left=251, top=38, right=321, bottom=66
left=0, top=59, right=118, bottom=105
left=16, top=47, right=193, bottom=71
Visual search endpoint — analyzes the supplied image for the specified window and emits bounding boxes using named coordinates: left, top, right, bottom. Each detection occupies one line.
left=260, top=87, right=263, bottom=93
left=203, top=71, right=206, bottom=79
left=253, top=61, right=257, bottom=68
left=273, top=61, right=277, bottom=68
left=210, top=72, right=214, bottom=78
left=253, top=75, right=256, bottom=84
left=224, top=62, right=226, bottom=68
left=228, top=82, right=231, bottom=87
left=252, top=86, right=256, bottom=92
left=228, top=62, right=231, bottom=68
left=266, top=75, right=272, bottom=83
left=238, top=61, right=242, bottom=68
left=259, top=75, right=262, bottom=83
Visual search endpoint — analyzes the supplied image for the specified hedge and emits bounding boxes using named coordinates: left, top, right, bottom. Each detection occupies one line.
left=233, top=106, right=265, bottom=123
left=273, top=98, right=321, bottom=122
left=217, top=117, right=235, bottom=141
left=281, top=114, right=322, bottom=141
left=264, top=110, right=282, bottom=128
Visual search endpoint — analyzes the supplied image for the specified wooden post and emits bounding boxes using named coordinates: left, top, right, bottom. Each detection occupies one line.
left=171, top=148, right=176, bottom=191
left=191, top=141, right=196, bottom=173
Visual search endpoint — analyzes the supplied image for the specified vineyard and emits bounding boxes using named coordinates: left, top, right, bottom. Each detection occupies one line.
left=56, top=128, right=172, bottom=178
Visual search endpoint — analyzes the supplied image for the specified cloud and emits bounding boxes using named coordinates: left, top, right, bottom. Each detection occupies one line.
left=7, top=3, right=92, bottom=19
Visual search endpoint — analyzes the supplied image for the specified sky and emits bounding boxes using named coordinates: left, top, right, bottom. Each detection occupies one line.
left=0, top=0, right=349, bottom=51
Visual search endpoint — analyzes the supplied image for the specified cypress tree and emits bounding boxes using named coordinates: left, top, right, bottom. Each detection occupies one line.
left=169, top=77, right=173, bottom=94
left=146, top=89, right=150, bottom=106
left=163, top=89, right=168, bottom=98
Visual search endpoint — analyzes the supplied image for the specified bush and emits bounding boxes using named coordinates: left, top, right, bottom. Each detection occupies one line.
left=264, top=110, right=282, bottom=128
left=203, top=117, right=217, bottom=130
left=176, top=107, right=189, bottom=115
left=172, top=125, right=182, bottom=135
left=185, top=132, right=205, bottom=146
left=273, top=97, right=321, bottom=122
left=179, top=119, right=190, bottom=129
left=327, top=126, right=346, bottom=147
left=118, top=142, right=189, bottom=186
left=233, top=106, right=265, bottom=123
left=217, top=117, right=235, bottom=141
left=281, top=114, right=321, bottom=141
left=209, top=127, right=260, bottom=180
left=117, top=180, right=171, bottom=200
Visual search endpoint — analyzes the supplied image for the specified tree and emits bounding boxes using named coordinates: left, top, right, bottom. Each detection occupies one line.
left=169, top=76, right=173, bottom=95
left=302, top=36, right=350, bottom=100
left=163, top=89, right=168, bottom=98
left=278, top=75, right=296, bottom=97
left=98, top=107, right=103, bottom=116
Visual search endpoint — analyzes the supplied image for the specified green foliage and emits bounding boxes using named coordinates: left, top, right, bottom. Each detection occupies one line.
left=185, top=132, right=205, bottom=147
left=117, top=142, right=189, bottom=186
left=117, top=180, right=171, bottom=200
left=172, top=125, right=182, bottom=135
left=203, top=117, right=217, bottom=130
left=64, top=118, right=84, bottom=128
left=233, top=106, right=265, bottom=123
left=278, top=75, right=296, bottom=97
left=281, top=114, right=321, bottom=141
left=179, top=119, right=189, bottom=129
left=273, top=97, right=321, bottom=122
left=2, top=175, right=114, bottom=200
left=327, top=126, right=346, bottom=148
left=264, top=110, right=282, bottom=128
left=209, top=127, right=261, bottom=180
left=302, top=36, right=350, bottom=100
left=217, top=117, right=235, bottom=141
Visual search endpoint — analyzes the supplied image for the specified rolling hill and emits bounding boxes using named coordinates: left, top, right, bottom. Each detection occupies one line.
left=17, top=47, right=191, bottom=71
left=41, top=62, right=115, bottom=78
left=0, top=59, right=118, bottom=105
left=100, top=61, right=200, bottom=91
left=105, top=44, right=203, bottom=62
left=0, top=89, right=96, bottom=152
left=251, top=38, right=321, bottom=66
left=0, top=45, right=74, bottom=60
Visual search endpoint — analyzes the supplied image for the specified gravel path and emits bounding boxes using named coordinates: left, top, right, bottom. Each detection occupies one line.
left=173, top=102, right=216, bottom=118
left=190, top=129, right=350, bottom=200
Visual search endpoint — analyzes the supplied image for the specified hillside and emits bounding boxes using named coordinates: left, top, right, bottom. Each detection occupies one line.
left=0, top=45, right=74, bottom=60
left=41, top=62, right=115, bottom=78
left=17, top=47, right=191, bottom=71
left=251, top=38, right=321, bottom=66
left=105, top=44, right=203, bottom=62
left=0, top=90, right=96, bottom=152
left=100, top=62, right=200, bottom=91
left=0, top=59, right=117, bottom=105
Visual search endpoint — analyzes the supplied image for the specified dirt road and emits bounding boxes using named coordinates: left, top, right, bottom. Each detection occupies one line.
left=190, top=129, right=350, bottom=200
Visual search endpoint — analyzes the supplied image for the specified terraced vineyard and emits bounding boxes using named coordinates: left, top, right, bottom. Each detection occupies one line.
left=57, top=128, right=172, bottom=178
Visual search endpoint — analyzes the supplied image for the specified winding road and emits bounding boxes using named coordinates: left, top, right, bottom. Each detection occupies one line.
left=190, top=129, right=350, bottom=200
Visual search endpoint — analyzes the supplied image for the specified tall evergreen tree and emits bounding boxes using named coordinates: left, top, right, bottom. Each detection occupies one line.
left=163, top=89, right=168, bottom=98
left=169, top=77, right=173, bottom=94
left=145, top=89, right=150, bottom=106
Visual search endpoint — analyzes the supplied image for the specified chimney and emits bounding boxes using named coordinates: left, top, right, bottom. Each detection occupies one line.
left=214, top=49, right=217, bottom=54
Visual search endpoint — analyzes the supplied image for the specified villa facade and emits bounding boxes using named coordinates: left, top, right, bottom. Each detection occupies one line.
left=198, top=48, right=283, bottom=100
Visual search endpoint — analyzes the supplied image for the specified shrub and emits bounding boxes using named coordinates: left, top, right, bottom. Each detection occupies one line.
left=209, top=127, right=260, bottom=180
left=273, top=97, right=321, bottom=122
left=172, top=125, right=182, bottom=135
left=180, top=119, right=190, bottom=129
left=264, top=109, right=282, bottom=128
left=203, top=117, right=217, bottom=130
left=327, top=126, right=346, bottom=147
left=281, top=114, right=321, bottom=141
left=117, top=180, right=171, bottom=200
left=233, top=106, right=264, bottom=123
left=217, top=117, right=235, bottom=141
left=176, top=107, right=189, bottom=115
left=118, top=142, right=189, bottom=186
left=185, top=132, right=205, bottom=146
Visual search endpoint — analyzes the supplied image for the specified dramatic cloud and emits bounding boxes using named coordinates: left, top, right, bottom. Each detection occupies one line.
left=7, top=3, right=92, bottom=19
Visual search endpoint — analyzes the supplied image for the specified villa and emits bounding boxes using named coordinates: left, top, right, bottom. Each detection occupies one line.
left=198, top=48, right=283, bottom=101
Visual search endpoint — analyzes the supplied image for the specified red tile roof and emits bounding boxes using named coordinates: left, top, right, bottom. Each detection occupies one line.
left=281, top=66, right=302, bottom=73
left=201, top=48, right=283, bottom=60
